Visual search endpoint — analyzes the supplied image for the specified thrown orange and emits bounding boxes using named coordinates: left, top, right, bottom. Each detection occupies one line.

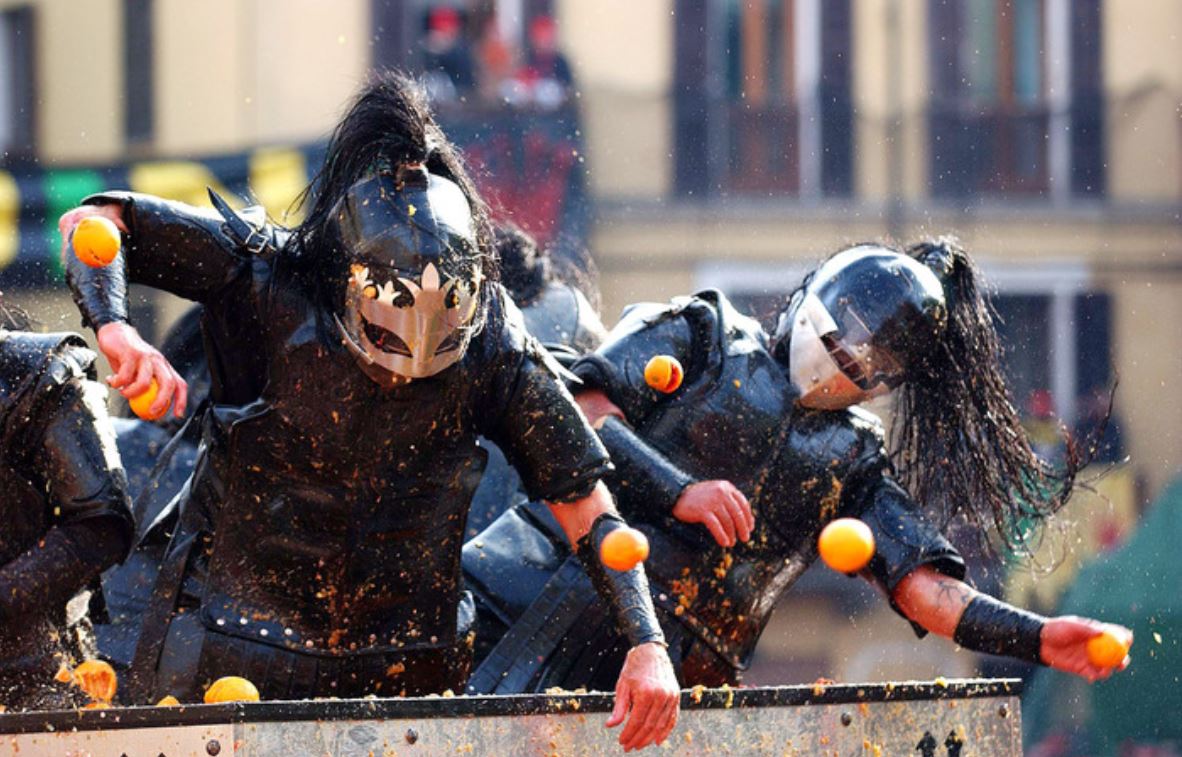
left=644, top=355, right=684, bottom=394
left=72, top=216, right=122, bottom=268
left=1086, top=630, right=1131, bottom=669
left=601, top=527, right=650, bottom=572
left=204, top=676, right=261, bottom=704
left=818, top=518, right=876, bottom=574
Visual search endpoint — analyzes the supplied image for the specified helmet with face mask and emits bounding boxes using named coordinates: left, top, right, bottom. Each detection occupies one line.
left=772, top=245, right=948, bottom=409
left=332, top=165, right=483, bottom=379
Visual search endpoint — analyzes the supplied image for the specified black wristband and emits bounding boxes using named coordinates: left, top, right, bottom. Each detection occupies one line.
left=953, top=595, right=1046, bottom=665
left=576, top=513, right=666, bottom=648
left=597, top=416, right=694, bottom=514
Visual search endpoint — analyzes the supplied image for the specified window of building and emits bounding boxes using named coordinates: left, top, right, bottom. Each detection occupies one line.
left=928, top=0, right=1104, bottom=200
left=0, top=6, right=36, bottom=165
left=124, top=0, right=154, bottom=146
left=673, top=0, right=852, bottom=199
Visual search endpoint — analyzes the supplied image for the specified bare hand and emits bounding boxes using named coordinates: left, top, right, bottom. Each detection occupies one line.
left=605, top=642, right=680, bottom=751
left=97, top=322, right=188, bottom=419
left=672, top=480, right=754, bottom=547
left=58, top=204, right=127, bottom=262
left=1041, top=616, right=1132, bottom=682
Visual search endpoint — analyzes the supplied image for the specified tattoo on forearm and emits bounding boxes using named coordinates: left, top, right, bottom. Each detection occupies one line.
left=933, top=577, right=975, bottom=613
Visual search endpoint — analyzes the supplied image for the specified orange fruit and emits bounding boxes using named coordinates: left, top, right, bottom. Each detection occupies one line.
left=204, top=676, right=261, bottom=704
left=644, top=355, right=684, bottom=394
left=818, top=518, right=876, bottom=574
left=71, top=659, right=118, bottom=703
left=1086, top=630, right=1131, bottom=669
left=600, top=527, right=650, bottom=572
left=72, top=216, right=122, bottom=268
left=129, top=378, right=168, bottom=421
left=156, top=695, right=180, bottom=707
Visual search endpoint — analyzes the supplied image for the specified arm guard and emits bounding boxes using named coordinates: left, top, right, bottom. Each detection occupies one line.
left=66, top=192, right=248, bottom=329
left=576, top=513, right=666, bottom=648
left=953, top=595, right=1046, bottom=665
left=597, top=415, right=695, bottom=514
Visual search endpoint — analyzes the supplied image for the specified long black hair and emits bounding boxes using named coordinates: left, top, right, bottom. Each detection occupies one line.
left=891, top=237, right=1091, bottom=556
left=287, top=70, right=498, bottom=315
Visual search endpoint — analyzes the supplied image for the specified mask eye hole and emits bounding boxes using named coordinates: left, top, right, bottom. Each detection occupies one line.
left=362, top=320, right=412, bottom=356
left=436, top=329, right=464, bottom=354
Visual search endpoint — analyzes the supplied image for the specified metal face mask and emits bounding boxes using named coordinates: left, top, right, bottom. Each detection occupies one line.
left=781, top=292, right=902, bottom=409
left=332, top=168, right=483, bottom=380
left=341, top=261, right=479, bottom=378
left=775, top=246, right=946, bottom=410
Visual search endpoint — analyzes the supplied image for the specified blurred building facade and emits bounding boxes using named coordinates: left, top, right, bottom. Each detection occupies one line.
left=1, top=0, right=1180, bottom=703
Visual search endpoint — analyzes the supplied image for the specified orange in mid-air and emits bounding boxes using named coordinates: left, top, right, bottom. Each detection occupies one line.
left=70, top=659, right=118, bottom=703
left=600, top=527, right=650, bottom=572
left=1086, top=629, right=1131, bottom=669
left=817, top=518, right=876, bottom=574
left=644, top=355, right=684, bottom=394
left=204, top=676, right=261, bottom=704
left=129, top=379, right=168, bottom=421
left=72, top=216, right=122, bottom=268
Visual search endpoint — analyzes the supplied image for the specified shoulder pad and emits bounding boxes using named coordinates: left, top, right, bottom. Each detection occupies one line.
left=0, top=331, right=95, bottom=423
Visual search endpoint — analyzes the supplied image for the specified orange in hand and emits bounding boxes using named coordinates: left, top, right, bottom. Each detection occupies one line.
left=600, top=527, right=650, bottom=572
left=204, top=676, right=261, bottom=704
left=644, top=355, right=684, bottom=394
left=129, top=378, right=168, bottom=421
left=70, top=659, right=118, bottom=703
left=72, top=216, right=122, bottom=268
left=1086, top=629, right=1131, bottom=669
left=818, top=518, right=876, bottom=574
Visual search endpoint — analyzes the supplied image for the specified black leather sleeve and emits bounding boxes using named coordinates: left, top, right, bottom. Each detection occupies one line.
left=597, top=416, right=695, bottom=514
left=482, top=298, right=613, bottom=504
left=0, top=370, right=134, bottom=621
left=575, top=513, right=666, bottom=648
left=66, top=192, right=248, bottom=328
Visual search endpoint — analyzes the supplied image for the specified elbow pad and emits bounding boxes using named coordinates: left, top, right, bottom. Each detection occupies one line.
left=576, top=513, right=666, bottom=649
left=953, top=595, right=1045, bottom=665
left=597, top=416, right=694, bottom=514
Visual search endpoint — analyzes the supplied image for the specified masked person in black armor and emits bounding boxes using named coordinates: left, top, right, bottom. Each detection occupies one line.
left=58, top=73, right=678, bottom=749
left=465, top=222, right=608, bottom=537
left=0, top=302, right=134, bottom=710
left=465, top=238, right=1132, bottom=693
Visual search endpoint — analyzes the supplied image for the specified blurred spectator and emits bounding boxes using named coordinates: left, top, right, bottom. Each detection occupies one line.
left=422, top=7, right=475, bottom=102
left=1023, top=388, right=1065, bottom=464
left=1074, top=386, right=1125, bottom=465
left=476, top=17, right=516, bottom=103
left=521, top=15, right=574, bottom=109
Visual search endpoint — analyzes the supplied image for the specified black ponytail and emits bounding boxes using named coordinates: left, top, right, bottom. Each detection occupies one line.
left=287, top=70, right=497, bottom=314
left=891, top=236, right=1091, bottom=556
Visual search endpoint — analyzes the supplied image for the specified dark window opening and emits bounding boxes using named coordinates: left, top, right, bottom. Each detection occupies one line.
left=0, top=6, right=36, bottom=165
left=124, top=0, right=154, bottom=146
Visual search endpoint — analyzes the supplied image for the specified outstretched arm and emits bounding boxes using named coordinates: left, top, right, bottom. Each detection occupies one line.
left=547, top=484, right=680, bottom=752
left=893, top=565, right=1132, bottom=682
left=576, top=389, right=754, bottom=547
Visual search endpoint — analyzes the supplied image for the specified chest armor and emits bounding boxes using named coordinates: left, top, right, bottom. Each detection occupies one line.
left=619, top=302, right=883, bottom=669
left=201, top=307, right=487, bottom=656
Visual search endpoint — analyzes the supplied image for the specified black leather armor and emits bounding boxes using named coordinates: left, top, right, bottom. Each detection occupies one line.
left=65, top=192, right=611, bottom=701
left=0, top=331, right=134, bottom=709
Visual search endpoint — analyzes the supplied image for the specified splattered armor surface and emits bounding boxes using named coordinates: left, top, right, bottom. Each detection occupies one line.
left=0, top=331, right=134, bottom=709
left=465, top=290, right=962, bottom=687
left=65, top=192, right=610, bottom=702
